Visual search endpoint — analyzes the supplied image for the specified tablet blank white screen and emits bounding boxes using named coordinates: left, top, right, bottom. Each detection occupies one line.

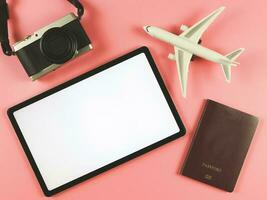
left=13, top=53, right=180, bottom=191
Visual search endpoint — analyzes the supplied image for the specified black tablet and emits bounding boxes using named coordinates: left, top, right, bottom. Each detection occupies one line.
left=8, top=46, right=185, bottom=196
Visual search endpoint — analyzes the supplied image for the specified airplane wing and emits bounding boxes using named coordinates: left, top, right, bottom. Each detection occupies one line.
left=180, top=6, right=225, bottom=44
left=170, top=7, right=226, bottom=97
left=174, top=46, right=193, bottom=97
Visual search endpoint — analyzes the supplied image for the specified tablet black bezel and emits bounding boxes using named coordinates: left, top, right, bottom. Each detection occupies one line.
left=7, top=46, right=186, bottom=196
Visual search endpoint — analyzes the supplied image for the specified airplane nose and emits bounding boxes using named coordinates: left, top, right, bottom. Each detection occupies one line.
left=143, top=26, right=151, bottom=33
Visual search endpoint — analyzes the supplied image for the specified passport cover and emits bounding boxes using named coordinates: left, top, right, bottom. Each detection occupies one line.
left=181, top=100, right=259, bottom=192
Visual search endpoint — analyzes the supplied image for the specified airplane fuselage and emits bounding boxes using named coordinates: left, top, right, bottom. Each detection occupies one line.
left=145, top=26, right=233, bottom=66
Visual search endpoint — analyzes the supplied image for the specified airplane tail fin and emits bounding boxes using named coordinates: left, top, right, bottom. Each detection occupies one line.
left=221, top=48, right=245, bottom=82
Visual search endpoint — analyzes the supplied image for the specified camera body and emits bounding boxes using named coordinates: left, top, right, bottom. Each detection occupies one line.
left=13, top=13, right=92, bottom=80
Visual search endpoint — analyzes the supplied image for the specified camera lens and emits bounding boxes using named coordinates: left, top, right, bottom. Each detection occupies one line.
left=40, top=27, right=78, bottom=64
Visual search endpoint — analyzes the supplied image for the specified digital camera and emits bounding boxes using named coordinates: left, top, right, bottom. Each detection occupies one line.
left=0, top=0, right=92, bottom=80
left=13, top=13, right=92, bottom=80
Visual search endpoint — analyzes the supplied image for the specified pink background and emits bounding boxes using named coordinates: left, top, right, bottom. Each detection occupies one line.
left=1, top=0, right=267, bottom=199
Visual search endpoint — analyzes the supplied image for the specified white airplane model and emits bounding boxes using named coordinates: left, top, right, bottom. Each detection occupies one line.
left=143, top=7, right=244, bottom=97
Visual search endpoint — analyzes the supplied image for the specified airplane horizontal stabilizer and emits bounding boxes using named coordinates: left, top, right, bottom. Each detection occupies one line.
left=221, top=48, right=245, bottom=82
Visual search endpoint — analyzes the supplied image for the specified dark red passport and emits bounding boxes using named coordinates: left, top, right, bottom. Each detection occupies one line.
left=181, top=100, right=259, bottom=192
